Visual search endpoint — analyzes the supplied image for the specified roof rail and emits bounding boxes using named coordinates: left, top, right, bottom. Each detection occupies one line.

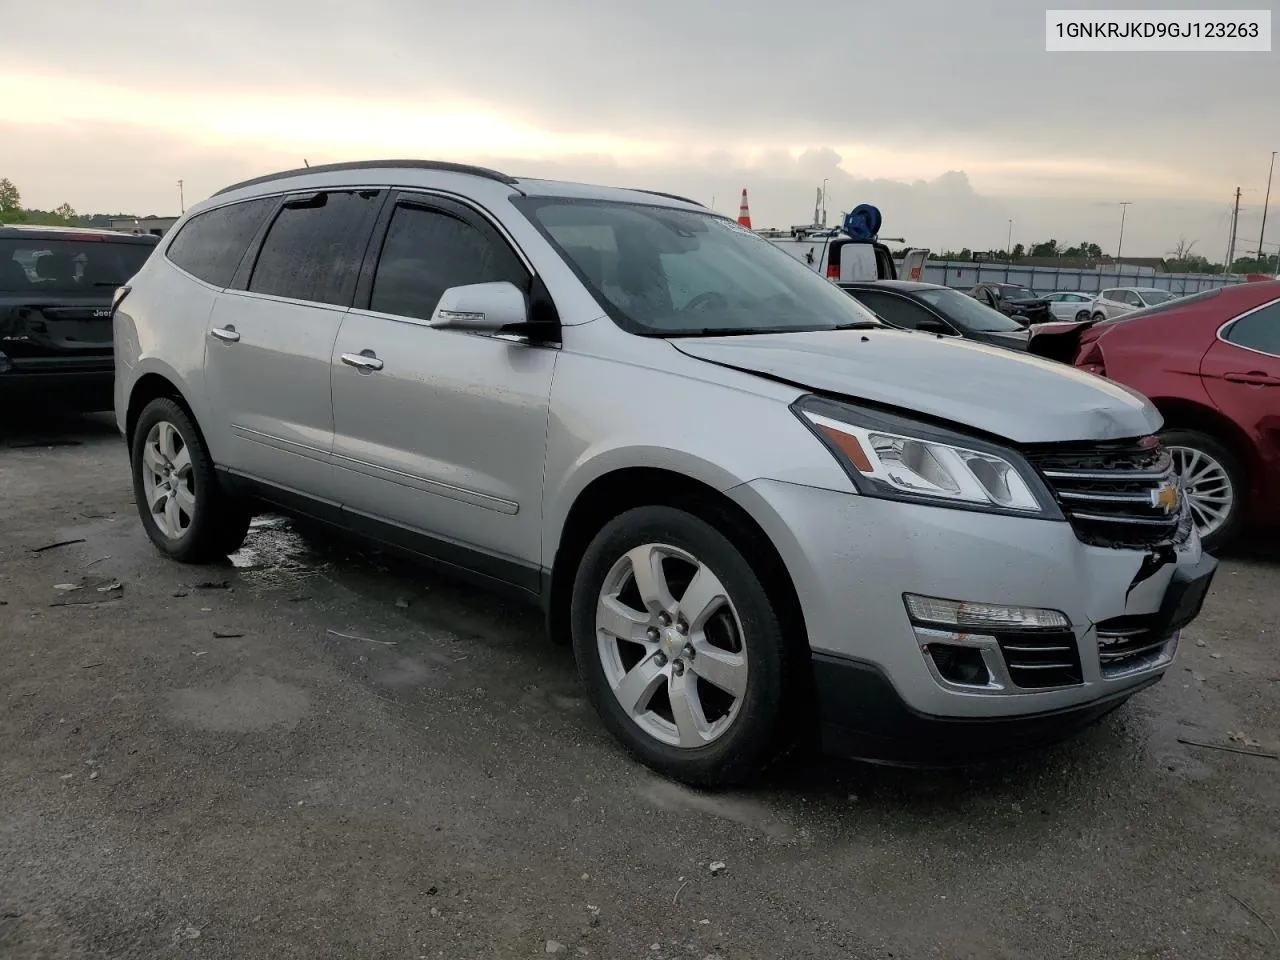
left=628, top=189, right=706, bottom=208
left=213, top=159, right=517, bottom=197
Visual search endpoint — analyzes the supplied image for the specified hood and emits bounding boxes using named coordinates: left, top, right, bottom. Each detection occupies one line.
left=670, top=328, right=1160, bottom=444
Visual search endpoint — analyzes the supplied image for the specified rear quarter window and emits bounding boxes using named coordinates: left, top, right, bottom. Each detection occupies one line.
left=165, top=197, right=276, bottom=287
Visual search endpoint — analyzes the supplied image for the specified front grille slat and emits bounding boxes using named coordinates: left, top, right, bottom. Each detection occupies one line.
left=1023, top=436, right=1190, bottom=550
left=996, top=629, right=1083, bottom=688
left=1095, top=613, right=1177, bottom=676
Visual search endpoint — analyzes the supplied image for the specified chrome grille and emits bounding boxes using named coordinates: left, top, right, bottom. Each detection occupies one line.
left=1022, top=437, right=1188, bottom=549
left=1095, top=616, right=1177, bottom=676
left=996, top=630, right=1083, bottom=688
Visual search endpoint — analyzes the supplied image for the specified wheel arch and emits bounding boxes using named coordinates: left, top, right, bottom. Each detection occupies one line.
left=1150, top=396, right=1257, bottom=475
left=545, top=466, right=809, bottom=660
left=126, top=370, right=203, bottom=452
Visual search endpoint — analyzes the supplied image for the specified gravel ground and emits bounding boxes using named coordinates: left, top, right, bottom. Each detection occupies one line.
left=1, top=412, right=1277, bottom=960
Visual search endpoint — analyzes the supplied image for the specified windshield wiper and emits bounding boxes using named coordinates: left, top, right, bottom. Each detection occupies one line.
left=92, top=281, right=127, bottom=287
left=832, top=321, right=881, bottom=330
left=662, top=325, right=820, bottom=338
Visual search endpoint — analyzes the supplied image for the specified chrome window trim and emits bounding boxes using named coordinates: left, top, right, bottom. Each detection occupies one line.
left=1215, top=294, right=1280, bottom=360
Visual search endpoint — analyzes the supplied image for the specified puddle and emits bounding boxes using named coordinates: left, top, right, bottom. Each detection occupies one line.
left=228, top=515, right=330, bottom=589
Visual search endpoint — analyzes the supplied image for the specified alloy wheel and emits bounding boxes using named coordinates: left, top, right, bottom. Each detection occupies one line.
left=1169, top=445, right=1234, bottom=540
left=595, top=543, right=748, bottom=749
left=141, top=420, right=197, bottom=540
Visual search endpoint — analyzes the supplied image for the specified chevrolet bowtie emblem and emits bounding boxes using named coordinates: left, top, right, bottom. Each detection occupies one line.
left=1150, top=481, right=1180, bottom=514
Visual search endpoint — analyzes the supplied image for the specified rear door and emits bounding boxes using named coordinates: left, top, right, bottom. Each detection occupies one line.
left=203, top=189, right=384, bottom=500
left=1200, top=295, right=1280, bottom=433
left=0, top=233, right=154, bottom=376
left=329, top=193, right=557, bottom=577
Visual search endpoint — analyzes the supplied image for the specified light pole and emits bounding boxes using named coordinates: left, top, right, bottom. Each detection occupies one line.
left=1259, top=151, right=1276, bottom=271
left=177, top=179, right=185, bottom=215
left=1116, top=201, right=1133, bottom=264
left=1006, top=219, right=1013, bottom=259
left=821, top=178, right=829, bottom=227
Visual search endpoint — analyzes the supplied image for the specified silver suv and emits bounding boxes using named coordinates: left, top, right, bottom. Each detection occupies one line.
left=1092, top=286, right=1178, bottom=321
left=113, top=160, right=1216, bottom=785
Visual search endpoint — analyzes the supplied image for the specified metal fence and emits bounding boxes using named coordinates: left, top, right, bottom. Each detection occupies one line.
left=896, top=260, right=1249, bottom=297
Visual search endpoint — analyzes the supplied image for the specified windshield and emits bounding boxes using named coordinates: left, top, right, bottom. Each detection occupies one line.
left=1, top=237, right=154, bottom=295
left=915, top=287, right=1026, bottom=332
left=1002, top=286, right=1037, bottom=300
left=514, top=198, right=883, bottom=336
left=1139, top=289, right=1176, bottom=305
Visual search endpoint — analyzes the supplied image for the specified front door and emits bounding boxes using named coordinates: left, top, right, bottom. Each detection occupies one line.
left=202, top=188, right=384, bottom=501
left=329, top=194, right=557, bottom=579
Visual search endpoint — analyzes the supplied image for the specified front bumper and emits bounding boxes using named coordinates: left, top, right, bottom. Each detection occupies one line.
left=728, top=479, right=1212, bottom=746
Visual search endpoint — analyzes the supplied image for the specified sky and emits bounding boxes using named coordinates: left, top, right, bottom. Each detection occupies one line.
left=2, top=0, right=1277, bottom=259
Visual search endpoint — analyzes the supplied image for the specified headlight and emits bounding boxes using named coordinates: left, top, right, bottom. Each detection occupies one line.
left=792, top=396, right=1061, bottom=517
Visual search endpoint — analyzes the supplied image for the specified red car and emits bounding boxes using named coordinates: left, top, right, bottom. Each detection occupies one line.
left=1030, top=280, right=1280, bottom=552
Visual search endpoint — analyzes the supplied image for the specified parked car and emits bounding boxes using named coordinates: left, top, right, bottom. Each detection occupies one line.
left=839, top=280, right=1030, bottom=350
left=1, top=225, right=158, bottom=410
left=967, top=282, right=1053, bottom=326
left=1090, top=286, right=1178, bottom=321
left=114, top=159, right=1215, bottom=785
left=1042, top=291, right=1097, bottom=322
left=1029, top=282, right=1280, bottom=553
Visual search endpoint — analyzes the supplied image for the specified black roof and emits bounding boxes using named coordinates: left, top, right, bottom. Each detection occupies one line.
left=838, top=280, right=949, bottom=293
left=0, top=224, right=158, bottom=243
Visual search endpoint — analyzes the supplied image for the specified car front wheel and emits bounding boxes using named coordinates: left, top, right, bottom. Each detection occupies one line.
left=1160, top=428, right=1244, bottom=553
left=131, top=397, right=251, bottom=562
left=1091, top=311, right=1107, bottom=323
left=570, top=505, right=802, bottom=786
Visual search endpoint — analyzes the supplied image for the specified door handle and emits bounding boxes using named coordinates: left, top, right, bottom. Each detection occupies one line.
left=341, top=351, right=384, bottom=372
left=1224, top=371, right=1280, bottom=386
left=210, top=326, right=240, bottom=343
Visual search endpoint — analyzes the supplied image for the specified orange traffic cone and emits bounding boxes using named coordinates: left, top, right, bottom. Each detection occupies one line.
left=737, top=189, right=752, bottom=229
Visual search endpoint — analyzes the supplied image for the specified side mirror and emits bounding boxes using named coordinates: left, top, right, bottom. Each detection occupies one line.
left=429, top=281, right=531, bottom=334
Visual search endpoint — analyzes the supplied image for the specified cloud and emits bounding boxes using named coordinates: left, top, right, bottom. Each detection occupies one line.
left=3, top=0, right=1274, bottom=258
left=0, top=120, right=1255, bottom=258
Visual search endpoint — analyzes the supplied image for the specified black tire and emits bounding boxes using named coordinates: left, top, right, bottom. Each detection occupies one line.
left=1159, top=428, right=1245, bottom=554
left=1075, top=309, right=1091, bottom=322
left=570, top=505, right=803, bottom=787
left=1092, top=312, right=1107, bottom=323
left=130, top=398, right=252, bottom=563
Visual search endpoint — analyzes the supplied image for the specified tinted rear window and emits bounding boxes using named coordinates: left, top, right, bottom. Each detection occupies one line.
left=248, top=190, right=382, bottom=306
left=1, top=237, right=154, bottom=295
left=165, top=197, right=276, bottom=287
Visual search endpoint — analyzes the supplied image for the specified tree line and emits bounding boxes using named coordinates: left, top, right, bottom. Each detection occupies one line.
left=932, top=233, right=1277, bottom=276
left=0, top=177, right=136, bottom=230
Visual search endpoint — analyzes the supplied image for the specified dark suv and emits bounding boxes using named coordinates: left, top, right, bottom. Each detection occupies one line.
left=1, top=225, right=158, bottom=410
left=968, top=283, right=1052, bottom=326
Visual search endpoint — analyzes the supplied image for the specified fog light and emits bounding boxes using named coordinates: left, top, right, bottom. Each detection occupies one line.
left=904, top=593, right=1069, bottom=631
left=925, top=643, right=991, bottom=686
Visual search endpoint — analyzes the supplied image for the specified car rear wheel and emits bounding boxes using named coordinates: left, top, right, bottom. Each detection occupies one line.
left=131, top=398, right=252, bottom=563
left=1160, top=428, right=1244, bottom=553
left=1075, top=309, right=1091, bottom=322
left=570, top=505, right=801, bottom=786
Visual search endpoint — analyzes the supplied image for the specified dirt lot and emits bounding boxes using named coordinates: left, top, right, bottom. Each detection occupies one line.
left=1, top=412, right=1277, bottom=960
